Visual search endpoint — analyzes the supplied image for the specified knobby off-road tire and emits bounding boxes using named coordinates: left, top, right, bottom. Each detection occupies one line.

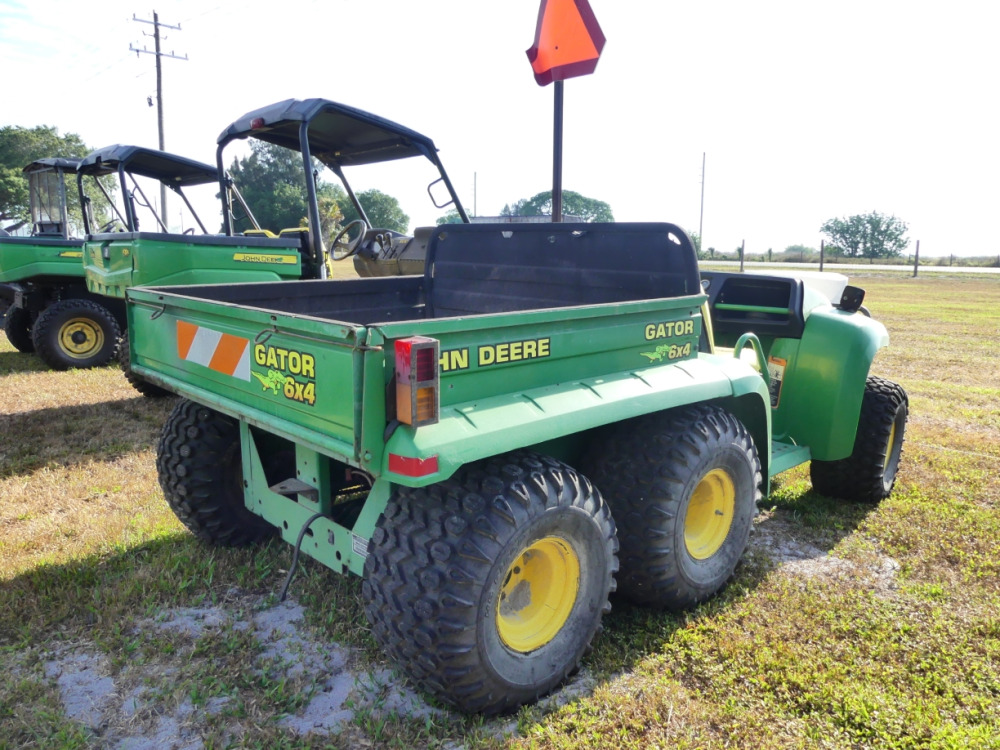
left=118, top=330, right=173, bottom=398
left=157, top=399, right=275, bottom=546
left=362, top=451, right=618, bottom=715
left=810, top=375, right=908, bottom=503
left=588, top=404, right=762, bottom=611
left=3, top=305, right=34, bottom=353
left=31, top=299, right=120, bottom=370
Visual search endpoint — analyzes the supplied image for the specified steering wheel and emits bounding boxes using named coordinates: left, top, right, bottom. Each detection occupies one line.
left=98, top=219, right=120, bottom=233
left=329, top=219, right=368, bottom=261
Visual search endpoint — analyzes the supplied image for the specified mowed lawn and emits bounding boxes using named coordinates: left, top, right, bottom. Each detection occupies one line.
left=0, top=274, right=998, bottom=749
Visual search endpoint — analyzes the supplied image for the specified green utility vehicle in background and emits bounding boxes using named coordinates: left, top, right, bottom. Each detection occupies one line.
left=212, top=98, right=469, bottom=279
left=78, top=144, right=291, bottom=391
left=85, top=99, right=469, bottom=393
left=127, top=222, right=908, bottom=714
left=1, top=158, right=86, bottom=356
left=2, top=148, right=226, bottom=370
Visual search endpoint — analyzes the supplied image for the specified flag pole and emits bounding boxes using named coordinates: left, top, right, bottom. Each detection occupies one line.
left=552, top=80, right=564, bottom=222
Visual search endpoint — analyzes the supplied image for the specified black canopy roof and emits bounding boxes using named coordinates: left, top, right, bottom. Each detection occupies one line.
left=23, top=157, right=81, bottom=173
left=217, top=98, right=439, bottom=167
left=78, top=145, right=216, bottom=186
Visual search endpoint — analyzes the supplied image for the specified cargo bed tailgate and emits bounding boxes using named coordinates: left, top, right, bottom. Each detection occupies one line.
left=127, top=285, right=375, bottom=463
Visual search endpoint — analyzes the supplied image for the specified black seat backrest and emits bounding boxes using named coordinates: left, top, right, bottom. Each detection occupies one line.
left=701, top=271, right=806, bottom=340
left=34, top=221, right=65, bottom=236
left=424, top=222, right=701, bottom=318
left=276, top=228, right=319, bottom=278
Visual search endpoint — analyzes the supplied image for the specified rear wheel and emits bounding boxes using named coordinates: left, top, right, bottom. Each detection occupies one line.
left=157, top=399, right=275, bottom=546
left=363, top=451, right=617, bottom=714
left=119, top=330, right=173, bottom=398
left=588, top=404, right=761, bottom=610
left=31, top=299, right=119, bottom=370
left=810, top=376, right=908, bottom=503
left=3, top=306, right=34, bottom=353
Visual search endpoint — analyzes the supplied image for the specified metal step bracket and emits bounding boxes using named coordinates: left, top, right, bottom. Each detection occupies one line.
left=268, top=477, right=319, bottom=504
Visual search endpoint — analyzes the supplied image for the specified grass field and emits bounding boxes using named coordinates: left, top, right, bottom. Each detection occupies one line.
left=1, top=274, right=998, bottom=749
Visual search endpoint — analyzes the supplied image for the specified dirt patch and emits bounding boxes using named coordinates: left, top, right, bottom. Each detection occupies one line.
left=747, top=510, right=901, bottom=595
left=37, top=597, right=442, bottom=748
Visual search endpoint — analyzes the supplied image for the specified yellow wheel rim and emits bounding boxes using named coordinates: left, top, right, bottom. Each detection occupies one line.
left=58, top=317, right=104, bottom=358
left=884, top=420, right=898, bottom=472
left=685, top=468, right=736, bottom=560
left=496, top=536, right=580, bottom=653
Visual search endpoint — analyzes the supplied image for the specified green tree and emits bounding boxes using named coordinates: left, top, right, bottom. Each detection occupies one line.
left=228, top=141, right=310, bottom=233
left=227, top=140, right=351, bottom=244
left=0, top=125, right=91, bottom=228
left=500, top=190, right=613, bottom=222
left=317, top=189, right=347, bottom=242
left=820, top=211, right=908, bottom=262
left=688, top=231, right=703, bottom=257
left=435, top=208, right=464, bottom=225
left=337, top=189, right=409, bottom=233
left=229, top=142, right=408, bottom=239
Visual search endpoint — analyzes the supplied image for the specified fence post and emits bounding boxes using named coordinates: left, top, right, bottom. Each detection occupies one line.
left=913, top=240, right=919, bottom=278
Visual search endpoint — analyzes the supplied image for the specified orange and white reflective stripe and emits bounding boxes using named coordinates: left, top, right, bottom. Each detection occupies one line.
left=176, top=320, right=250, bottom=381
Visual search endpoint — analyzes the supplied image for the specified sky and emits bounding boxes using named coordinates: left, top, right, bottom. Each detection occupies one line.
left=2, top=0, right=998, bottom=257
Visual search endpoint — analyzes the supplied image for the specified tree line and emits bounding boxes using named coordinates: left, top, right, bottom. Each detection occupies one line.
left=696, top=211, right=910, bottom=263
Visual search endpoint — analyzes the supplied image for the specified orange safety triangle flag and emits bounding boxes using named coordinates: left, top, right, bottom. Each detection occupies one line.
left=526, top=0, right=606, bottom=86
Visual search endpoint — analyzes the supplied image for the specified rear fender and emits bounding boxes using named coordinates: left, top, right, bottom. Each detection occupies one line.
left=382, top=355, right=772, bottom=488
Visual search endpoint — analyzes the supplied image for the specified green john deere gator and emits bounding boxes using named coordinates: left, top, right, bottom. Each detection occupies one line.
left=1, top=149, right=230, bottom=370
left=127, top=221, right=908, bottom=714
left=0, top=157, right=92, bottom=360
left=77, top=143, right=304, bottom=392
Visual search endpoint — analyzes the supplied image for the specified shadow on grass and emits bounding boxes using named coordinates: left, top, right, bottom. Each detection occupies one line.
left=0, top=530, right=369, bottom=651
left=0, top=350, right=48, bottom=375
left=0, top=396, right=175, bottom=478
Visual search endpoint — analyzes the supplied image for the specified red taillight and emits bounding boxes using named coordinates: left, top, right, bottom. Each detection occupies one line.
left=395, top=336, right=440, bottom=427
left=388, top=453, right=439, bottom=477
left=250, top=117, right=265, bottom=129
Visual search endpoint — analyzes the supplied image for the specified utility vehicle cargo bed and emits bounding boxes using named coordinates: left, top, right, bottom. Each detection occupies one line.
left=127, top=223, right=742, bottom=482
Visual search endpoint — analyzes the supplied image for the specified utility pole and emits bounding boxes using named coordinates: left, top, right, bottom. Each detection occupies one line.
left=698, top=152, right=705, bottom=250
left=130, top=11, right=187, bottom=226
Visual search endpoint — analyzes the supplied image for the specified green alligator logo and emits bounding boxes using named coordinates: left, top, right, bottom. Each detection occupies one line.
left=640, top=342, right=693, bottom=363
left=251, top=369, right=288, bottom=394
left=640, top=344, right=674, bottom=362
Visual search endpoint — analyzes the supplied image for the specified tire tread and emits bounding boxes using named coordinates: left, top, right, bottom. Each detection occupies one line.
left=363, top=451, right=617, bottom=714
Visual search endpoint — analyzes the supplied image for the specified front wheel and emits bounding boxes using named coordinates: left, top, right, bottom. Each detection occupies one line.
left=3, top=305, right=34, bottom=353
left=363, top=451, right=618, bottom=714
left=810, top=376, right=908, bottom=503
left=587, top=404, right=762, bottom=611
left=31, top=299, right=120, bottom=370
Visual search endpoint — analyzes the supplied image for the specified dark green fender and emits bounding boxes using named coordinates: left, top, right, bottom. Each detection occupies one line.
left=768, top=307, right=889, bottom=461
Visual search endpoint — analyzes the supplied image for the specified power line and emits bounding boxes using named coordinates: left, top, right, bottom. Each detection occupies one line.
left=130, top=11, right=187, bottom=221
